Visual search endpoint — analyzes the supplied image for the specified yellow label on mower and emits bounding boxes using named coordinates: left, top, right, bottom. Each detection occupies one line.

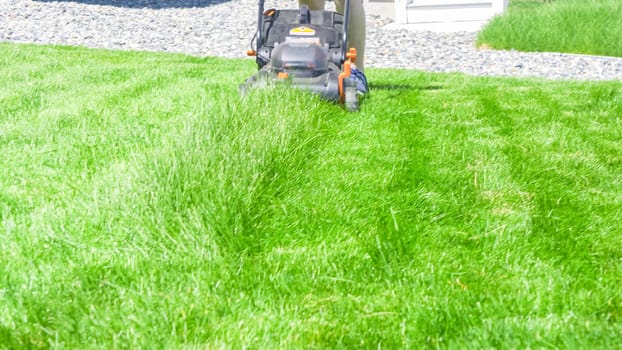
left=290, top=26, right=316, bottom=36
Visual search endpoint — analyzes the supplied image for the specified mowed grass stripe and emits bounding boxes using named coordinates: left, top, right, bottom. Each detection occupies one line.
left=469, top=78, right=622, bottom=344
left=1, top=46, right=186, bottom=227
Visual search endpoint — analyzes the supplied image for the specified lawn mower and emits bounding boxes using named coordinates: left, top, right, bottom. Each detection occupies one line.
left=242, top=0, right=362, bottom=111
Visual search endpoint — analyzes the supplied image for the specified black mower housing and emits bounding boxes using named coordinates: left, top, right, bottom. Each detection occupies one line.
left=243, top=0, right=359, bottom=108
left=255, top=7, right=345, bottom=73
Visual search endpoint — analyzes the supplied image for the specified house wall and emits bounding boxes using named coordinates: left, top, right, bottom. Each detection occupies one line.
left=364, top=0, right=508, bottom=25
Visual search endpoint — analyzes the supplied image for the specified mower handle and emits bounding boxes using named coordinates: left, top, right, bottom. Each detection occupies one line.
left=342, top=0, right=351, bottom=62
left=257, top=0, right=265, bottom=50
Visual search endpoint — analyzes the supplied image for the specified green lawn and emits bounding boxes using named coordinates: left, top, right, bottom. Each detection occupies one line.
left=1, top=42, right=622, bottom=348
left=478, top=0, right=622, bottom=57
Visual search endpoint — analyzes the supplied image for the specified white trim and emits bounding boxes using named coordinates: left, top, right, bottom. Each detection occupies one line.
left=407, top=0, right=492, bottom=6
left=389, top=0, right=508, bottom=25
left=394, top=0, right=408, bottom=24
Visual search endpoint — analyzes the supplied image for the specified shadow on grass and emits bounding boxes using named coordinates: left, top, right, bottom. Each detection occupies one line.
left=33, top=0, right=232, bottom=9
left=369, top=83, right=443, bottom=97
left=370, top=83, right=443, bottom=91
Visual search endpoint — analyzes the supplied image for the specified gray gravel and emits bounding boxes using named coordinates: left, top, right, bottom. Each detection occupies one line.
left=2, top=0, right=622, bottom=81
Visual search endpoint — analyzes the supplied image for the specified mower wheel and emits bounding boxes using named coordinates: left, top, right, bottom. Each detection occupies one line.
left=344, top=85, right=359, bottom=112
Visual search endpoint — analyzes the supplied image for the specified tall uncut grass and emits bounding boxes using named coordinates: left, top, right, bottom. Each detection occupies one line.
left=1, top=42, right=622, bottom=348
left=478, top=0, right=622, bottom=57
